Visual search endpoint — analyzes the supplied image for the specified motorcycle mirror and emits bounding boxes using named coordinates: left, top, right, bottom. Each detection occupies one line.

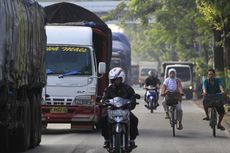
left=135, top=94, right=141, bottom=99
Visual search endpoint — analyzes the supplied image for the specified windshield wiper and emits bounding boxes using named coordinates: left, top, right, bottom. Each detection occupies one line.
left=58, top=70, right=79, bottom=78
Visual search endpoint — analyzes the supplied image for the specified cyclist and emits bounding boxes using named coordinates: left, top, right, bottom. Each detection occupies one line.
left=100, top=67, right=139, bottom=148
left=144, top=70, right=161, bottom=107
left=202, top=68, right=225, bottom=130
left=161, top=68, right=184, bottom=130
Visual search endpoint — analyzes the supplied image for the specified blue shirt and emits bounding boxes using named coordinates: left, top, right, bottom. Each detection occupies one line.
left=203, top=78, right=222, bottom=94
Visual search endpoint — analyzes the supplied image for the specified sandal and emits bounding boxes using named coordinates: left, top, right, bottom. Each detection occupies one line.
left=203, top=117, right=209, bottom=121
left=177, top=122, right=183, bottom=130
left=217, top=125, right=225, bottom=131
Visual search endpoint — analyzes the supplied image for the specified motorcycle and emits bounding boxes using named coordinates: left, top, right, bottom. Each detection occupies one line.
left=144, top=85, right=159, bottom=113
left=103, top=94, right=140, bottom=153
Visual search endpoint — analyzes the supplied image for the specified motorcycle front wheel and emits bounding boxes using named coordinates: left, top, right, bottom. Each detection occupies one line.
left=150, top=101, right=154, bottom=113
left=115, top=133, right=123, bottom=153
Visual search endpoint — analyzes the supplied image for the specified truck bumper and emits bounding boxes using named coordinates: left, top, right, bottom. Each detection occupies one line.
left=41, top=105, right=101, bottom=123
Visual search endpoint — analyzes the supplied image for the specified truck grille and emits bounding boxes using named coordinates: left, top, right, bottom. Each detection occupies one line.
left=45, top=98, right=73, bottom=105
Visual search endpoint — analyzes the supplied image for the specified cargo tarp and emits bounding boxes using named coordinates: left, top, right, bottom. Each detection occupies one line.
left=0, top=0, right=47, bottom=88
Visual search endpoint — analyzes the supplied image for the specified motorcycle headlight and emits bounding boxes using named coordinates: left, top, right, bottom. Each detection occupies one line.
left=72, top=95, right=95, bottom=105
left=189, top=85, right=193, bottom=90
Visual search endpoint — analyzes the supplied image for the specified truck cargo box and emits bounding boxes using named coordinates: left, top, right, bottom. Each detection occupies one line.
left=0, top=0, right=46, bottom=89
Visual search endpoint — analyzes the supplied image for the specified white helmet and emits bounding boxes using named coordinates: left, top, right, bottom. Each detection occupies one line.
left=148, top=70, right=155, bottom=77
left=109, top=67, right=125, bottom=83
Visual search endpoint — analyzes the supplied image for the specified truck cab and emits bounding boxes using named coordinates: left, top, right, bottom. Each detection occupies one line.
left=42, top=25, right=106, bottom=130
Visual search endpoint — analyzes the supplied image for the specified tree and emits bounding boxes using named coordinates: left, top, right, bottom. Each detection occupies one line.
left=196, top=0, right=230, bottom=98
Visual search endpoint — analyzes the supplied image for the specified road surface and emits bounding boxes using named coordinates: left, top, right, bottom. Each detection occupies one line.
left=26, top=87, right=230, bottom=153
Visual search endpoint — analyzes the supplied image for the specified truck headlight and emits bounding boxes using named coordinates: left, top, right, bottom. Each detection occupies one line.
left=72, top=95, right=95, bottom=105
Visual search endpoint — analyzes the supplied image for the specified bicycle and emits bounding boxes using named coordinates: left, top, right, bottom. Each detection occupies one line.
left=165, top=92, right=181, bottom=137
left=168, top=104, right=177, bottom=136
left=204, top=93, right=223, bottom=137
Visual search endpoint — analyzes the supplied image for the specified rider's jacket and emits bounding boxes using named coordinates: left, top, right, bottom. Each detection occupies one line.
left=102, top=83, right=136, bottom=110
left=145, top=77, right=161, bottom=87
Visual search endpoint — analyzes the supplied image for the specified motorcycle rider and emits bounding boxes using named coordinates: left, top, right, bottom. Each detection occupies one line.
left=161, top=68, right=184, bottom=130
left=100, top=67, right=139, bottom=149
left=144, top=70, right=161, bottom=107
left=202, top=68, right=225, bottom=130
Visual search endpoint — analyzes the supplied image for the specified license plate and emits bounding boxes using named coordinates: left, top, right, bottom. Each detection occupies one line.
left=50, top=107, right=68, bottom=113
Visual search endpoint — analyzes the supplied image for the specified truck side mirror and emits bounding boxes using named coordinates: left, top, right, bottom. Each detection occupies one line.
left=98, top=62, right=106, bottom=74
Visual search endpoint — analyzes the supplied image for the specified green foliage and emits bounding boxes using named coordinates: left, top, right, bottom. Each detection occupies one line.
left=196, top=0, right=230, bottom=30
left=103, top=0, right=217, bottom=77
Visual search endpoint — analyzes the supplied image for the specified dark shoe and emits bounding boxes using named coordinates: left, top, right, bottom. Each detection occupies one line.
left=217, top=125, right=225, bottom=131
left=177, top=122, right=183, bottom=130
left=129, top=140, right=137, bottom=149
left=103, top=140, right=109, bottom=148
left=203, top=117, right=210, bottom=121
left=165, top=112, right=170, bottom=119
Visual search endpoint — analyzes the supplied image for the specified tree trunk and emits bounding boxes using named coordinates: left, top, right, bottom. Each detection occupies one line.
left=213, top=29, right=224, bottom=73
left=223, top=17, right=230, bottom=102
left=213, top=29, right=224, bottom=82
left=203, top=43, right=209, bottom=65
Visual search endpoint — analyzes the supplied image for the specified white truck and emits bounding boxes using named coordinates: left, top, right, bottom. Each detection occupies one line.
left=42, top=24, right=111, bottom=130
left=162, top=61, right=194, bottom=99
left=138, top=61, right=159, bottom=87
left=41, top=2, right=112, bottom=131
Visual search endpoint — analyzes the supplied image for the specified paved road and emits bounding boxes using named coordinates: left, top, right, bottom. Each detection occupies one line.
left=26, top=87, right=230, bottom=153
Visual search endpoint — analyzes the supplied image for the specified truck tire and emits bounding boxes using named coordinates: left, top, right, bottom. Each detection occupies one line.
left=0, top=126, right=9, bottom=152
left=30, top=94, right=39, bottom=148
left=15, top=96, right=31, bottom=152
left=36, top=94, right=42, bottom=146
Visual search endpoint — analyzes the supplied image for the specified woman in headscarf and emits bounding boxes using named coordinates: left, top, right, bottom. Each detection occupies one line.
left=161, top=68, right=184, bottom=130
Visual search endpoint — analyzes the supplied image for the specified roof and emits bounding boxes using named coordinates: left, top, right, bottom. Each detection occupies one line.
left=39, top=1, right=124, bottom=12
left=44, top=2, right=106, bottom=26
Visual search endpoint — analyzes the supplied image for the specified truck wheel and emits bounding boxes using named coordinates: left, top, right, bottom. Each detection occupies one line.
left=42, top=122, right=47, bottom=130
left=30, top=94, right=39, bottom=148
left=16, top=97, right=31, bottom=152
left=36, top=94, right=42, bottom=146
left=30, top=94, right=36, bottom=148
left=0, top=126, right=9, bottom=152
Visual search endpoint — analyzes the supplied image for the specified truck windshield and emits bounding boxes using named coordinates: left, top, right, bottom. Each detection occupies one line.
left=45, top=46, right=92, bottom=75
left=167, top=67, right=191, bottom=81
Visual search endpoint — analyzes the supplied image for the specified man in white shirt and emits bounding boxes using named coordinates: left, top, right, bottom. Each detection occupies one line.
left=161, top=68, right=184, bottom=130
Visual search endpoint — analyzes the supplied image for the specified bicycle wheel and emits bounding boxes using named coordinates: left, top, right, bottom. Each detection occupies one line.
left=171, top=107, right=176, bottom=137
left=210, top=108, right=217, bottom=137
